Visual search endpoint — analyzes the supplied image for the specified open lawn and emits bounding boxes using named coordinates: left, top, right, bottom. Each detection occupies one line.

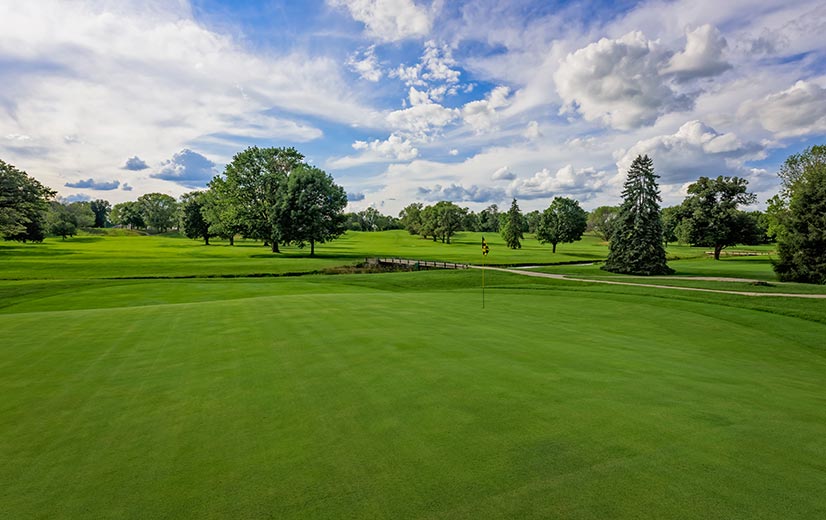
left=2, top=229, right=615, bottom=280
left=1, top=233, right=824, bottom=518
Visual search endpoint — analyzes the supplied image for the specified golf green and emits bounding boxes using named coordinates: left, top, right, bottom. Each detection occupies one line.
left=1, top=273, right=824, bottom=519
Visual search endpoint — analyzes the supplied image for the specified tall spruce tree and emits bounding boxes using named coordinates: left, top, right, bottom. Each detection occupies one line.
left=500, top=198, right=524, bottom=249
left=602, top=155, right=673, bottom=275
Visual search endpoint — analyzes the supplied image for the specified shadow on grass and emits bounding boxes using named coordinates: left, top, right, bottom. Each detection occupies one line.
left=62, top=236, right=104, bottom=243
left=0, top=248, right=74, bottom=257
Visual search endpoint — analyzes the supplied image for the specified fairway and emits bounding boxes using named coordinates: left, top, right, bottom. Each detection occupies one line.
left=1, top=270, right=825, bottom=519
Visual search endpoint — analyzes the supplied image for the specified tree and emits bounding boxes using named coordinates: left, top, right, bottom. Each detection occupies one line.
left=676, top=176, right=758, bottom=260
left=431, top=201, right=465, bottom=244
left=111, top=201, right=145, bottom=229
left=399, top=203, right=424, bottom=235
left=500, top=198, right=524, bottom=249
left=773, top=145, right=826, bottom=284
left=137, top=193, right=178, bottom=233
left=1, top=159, right=55, bottom=242
left=525, top=210, right=542, bottom=234
left=89, top=199, right=111, bottom=228
left=463, top=210, right=480, bottom=232
left=419, top=205, right=437, bottom=241
left=47, top=201, right=94, bottom=239
left=602, top=155, right=673, bottom=275
left=777, top=144, right=826, bottom=194
left=536, top=196, right=587, bottom=253
left=281, top=164, right=347, bottom=256
left=202, top=177, right=244, bottom=245
left=586, top=205, right=619, bottom=241
left=660, top=205, right=682, bottom=246
left=180, top=191, right=213, bottom=245
left=479, top=204, right=500, bottom=232
left=215, top=146, right=303, bottom=252
left=764, top=194, right=788, bottom=243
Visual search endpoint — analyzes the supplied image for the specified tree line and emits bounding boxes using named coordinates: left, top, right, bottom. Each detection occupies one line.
left=2, top=145, right=825, bottom=282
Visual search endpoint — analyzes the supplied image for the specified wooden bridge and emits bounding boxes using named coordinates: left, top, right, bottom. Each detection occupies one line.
left=367, top=257, right=469, bottom=270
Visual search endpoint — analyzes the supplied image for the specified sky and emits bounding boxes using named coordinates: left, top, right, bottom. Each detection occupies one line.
left=1, top=0, right=825, bottom=214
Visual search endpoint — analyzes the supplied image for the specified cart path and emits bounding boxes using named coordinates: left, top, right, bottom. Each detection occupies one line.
left=472, top=265, right=826, bottom=299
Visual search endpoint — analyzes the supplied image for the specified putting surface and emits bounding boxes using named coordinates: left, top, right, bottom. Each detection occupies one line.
left=1, top=273, right=824, bottom=519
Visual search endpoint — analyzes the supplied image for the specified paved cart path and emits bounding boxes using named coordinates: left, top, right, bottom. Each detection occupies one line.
left=472, top=265, right=826, bottom=299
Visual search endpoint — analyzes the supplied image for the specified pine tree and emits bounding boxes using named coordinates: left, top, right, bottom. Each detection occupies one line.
left=602, top=155, right=673, bottom=275
left=500, top=198, right=524, bottom=249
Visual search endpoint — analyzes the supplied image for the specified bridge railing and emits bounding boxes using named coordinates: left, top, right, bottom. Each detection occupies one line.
left=366, top=257, right=469, bottom=270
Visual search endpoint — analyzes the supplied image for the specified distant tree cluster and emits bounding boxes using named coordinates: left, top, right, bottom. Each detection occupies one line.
left=191, top=146, right=348, bottom=256
left=398, top=200, right=468, bottom=243
left=344, top=207, right=401, bottom=232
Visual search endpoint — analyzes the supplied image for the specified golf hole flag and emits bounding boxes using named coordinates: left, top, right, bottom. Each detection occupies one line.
left=482, top=236, right=489, bottom=256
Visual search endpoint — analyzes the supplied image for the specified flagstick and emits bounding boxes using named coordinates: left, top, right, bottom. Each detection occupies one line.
left=482, top=257, right=485, bottom=309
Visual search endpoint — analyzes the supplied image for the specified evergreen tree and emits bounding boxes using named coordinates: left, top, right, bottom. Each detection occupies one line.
left=500, top=198, right=524, bottom=249
left=602, top=155, right=673, bottom=275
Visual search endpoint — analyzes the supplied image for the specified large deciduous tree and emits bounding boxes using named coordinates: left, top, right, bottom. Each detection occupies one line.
left=676, top=176, right=758, bottom=260
left=586, top=205, right=619, bottom=241
left=281, top=165, right=347, bottom=256
left=399, top=202, right=423, bottom=235
left=602, top=155, right=673, bottom=275
left=47, top=201, right=94, bottom=239
left=137, top=193, right=178, bottom=233
left=111, top=201, right=145, bottom=229
left=536, top=196, right=587, bottom=253
left=215, top=146, right=303, bottom=252
left=202, top=177, right=244, bottom=245
left=89, top=199, right=111, bottom=228
left=431, top=201, right=465, bottom=244
left=180, top=191, right=213, bottom=245
left=1, top=159, right=55, bottom=242
left=479, top=204, right=500, bottom=232
left=773, top=145, right=826, bottom=284
left=500, top=198, right=524, bottom=249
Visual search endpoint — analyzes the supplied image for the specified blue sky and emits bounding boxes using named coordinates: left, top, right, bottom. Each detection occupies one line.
left=1, top=0, right=825, bottom=213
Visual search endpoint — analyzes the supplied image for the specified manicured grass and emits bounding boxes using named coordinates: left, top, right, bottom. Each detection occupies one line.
left=0, top=230, right=618, bottom=280
left=533, top=254, right=782, bottom=282
left=1, top=271, right=825, bottom=519
left=2, top=234, right=823, bottom=518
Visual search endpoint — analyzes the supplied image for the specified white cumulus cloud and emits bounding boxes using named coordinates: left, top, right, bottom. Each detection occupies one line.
left=329, top=0, right=432, bottom=42
left=461, top=86, right=511, bottom=133
left=662, top=24, right=731, bottom=81
left=555, top=31, right=692, bottom=129
left=329, top=134, right=419, bottom=168
left=507, top=165, right=608, bottom=200
left=616, top=120, right=764, bottom=185
left=739, top=80, right=826, bottom=138
left=387, top=101, right=458, bottom=141
left=491, top=166, right=516, bottom=181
